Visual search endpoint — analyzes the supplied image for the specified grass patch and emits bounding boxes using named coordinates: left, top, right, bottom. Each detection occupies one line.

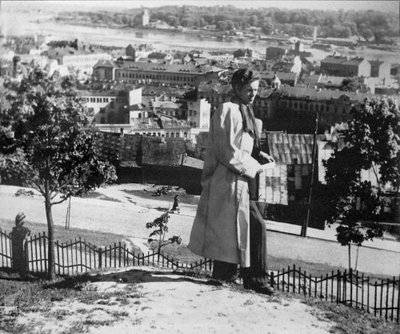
left=0, top=273, right=136, bottom=334
left=304, top=298, right=400, bottom=334
left=0, top=219, right=127, bottom=247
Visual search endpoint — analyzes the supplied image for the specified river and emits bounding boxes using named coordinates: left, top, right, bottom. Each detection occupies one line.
left=1, top=11, right=399, bottom=63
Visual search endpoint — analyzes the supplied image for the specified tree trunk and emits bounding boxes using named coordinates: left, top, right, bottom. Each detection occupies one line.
left=45, top=188, right=55, bottom=280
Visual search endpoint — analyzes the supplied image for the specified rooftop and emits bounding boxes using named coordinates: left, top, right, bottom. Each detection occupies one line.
left=267, top=132, right=327, bottom=165
left=269, top=85, right=375, bottom=102
left=321, top=55, right=365, bottom=66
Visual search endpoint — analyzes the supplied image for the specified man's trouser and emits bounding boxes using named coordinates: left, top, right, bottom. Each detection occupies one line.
left=212, top=201, right=268, bottom=280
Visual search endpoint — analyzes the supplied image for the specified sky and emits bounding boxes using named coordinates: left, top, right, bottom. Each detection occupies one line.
left=2, top=0, right=399, bottom=13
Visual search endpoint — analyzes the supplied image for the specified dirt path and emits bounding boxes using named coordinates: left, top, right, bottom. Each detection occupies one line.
left=6, top=267, right=335, bottom=334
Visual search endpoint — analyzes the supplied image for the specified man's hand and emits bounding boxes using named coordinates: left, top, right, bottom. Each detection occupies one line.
left=258, top=151, right=275, bottom=171
left=259, top=151, right=275, bottom=164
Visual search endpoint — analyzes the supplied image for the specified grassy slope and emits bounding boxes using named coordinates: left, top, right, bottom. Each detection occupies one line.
left=0, top=219, right=126, bottom=247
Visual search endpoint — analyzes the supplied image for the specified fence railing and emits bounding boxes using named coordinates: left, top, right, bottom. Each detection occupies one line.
left=269, top=265, right=399, bottom=323
left=0, top=229, right=12, bottom=268
left=0, top=230, right=398, bottom=323
left=23, top=233, right=213, bottom=276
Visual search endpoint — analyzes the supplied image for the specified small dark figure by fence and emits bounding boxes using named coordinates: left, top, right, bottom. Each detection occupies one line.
left=10, top=212, right=30, bottom=277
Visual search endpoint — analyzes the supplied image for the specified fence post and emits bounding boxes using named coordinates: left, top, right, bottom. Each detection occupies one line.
left=98, top=247, right=102, bottom=269
left=397, top=276, right=400, bottom=323
left=10, top=213, right=30, bottom=277
left=350, top=268, right=353, bottom=307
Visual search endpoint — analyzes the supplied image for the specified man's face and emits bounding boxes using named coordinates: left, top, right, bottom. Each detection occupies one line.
left=233, top=80, right=259, bottom=105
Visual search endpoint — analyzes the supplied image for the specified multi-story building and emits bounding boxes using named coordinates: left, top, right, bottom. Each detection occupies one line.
left=320, top=56, right=371, bottom=77
left=79, top=87, right=142, bottom=124
left=185, top=98, right=211, bottom=129
left=93, top=60, right=222, bottom=88
left=47, top=45, right=111, bottom=75
left=92, top=59, right=116, bottom=81
left=254, top=86, right=377, bottom=134
left=265, top=46, right=290, bottom=60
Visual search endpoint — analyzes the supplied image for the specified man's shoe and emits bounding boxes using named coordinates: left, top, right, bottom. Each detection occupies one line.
left=243, top=277, right=275, bottom=295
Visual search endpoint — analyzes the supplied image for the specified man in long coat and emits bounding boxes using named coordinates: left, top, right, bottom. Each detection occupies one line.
left=188, top=68, right=274, bottom=294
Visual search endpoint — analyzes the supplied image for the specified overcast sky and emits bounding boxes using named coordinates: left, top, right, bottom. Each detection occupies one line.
left=2, top=0, right=399, bottom=12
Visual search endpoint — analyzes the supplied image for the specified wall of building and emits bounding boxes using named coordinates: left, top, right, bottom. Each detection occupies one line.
left=128, top=88, right=142, bottom=105
left=358, top=60, right=371, bottom=77
left=62, top=53, right=111, bottom=74
left=187, top=98, right=211, bottom=129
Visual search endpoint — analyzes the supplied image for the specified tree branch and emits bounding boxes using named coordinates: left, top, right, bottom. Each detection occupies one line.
left=51, top=195, right=70, bottom=206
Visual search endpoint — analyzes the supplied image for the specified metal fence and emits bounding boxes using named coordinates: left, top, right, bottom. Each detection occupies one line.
left=0, top=230, right=398, bottom=323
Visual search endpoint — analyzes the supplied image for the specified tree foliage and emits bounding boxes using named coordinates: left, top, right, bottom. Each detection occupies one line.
left=56, top=6, right=399, bottom=43
left=1, top=67, right=117, bottom=198
left=322, top=98, right=399, bottom=264
left=146, top=210, right=182, bottom=254
left=0, top=67, right=117, bottom=278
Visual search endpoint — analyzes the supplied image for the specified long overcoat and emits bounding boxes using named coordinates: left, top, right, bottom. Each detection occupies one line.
left=188, top=101, right=262, bottom=267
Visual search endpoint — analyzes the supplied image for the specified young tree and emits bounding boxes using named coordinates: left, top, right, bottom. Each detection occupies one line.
left=146, top=210, right=182, bottom=255
left=0, top=67, right=117, bottom=279
left=323, top=97, right=400, bottom=270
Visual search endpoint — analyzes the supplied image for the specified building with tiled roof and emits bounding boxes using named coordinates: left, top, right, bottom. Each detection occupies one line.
left=257, top=132, right=328, bottom=228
